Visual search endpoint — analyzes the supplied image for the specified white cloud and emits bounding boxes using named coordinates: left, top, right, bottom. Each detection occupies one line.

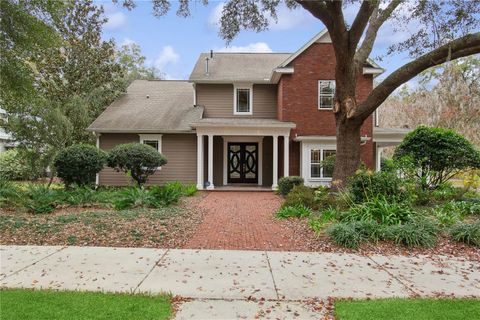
left=104, top=12, right=127, bottom=30
left=215, top=42, right=273, bottom=53
left=154, top=46, right=180, bottom=70
left=121, top=38, right=136, bottom=46
left=208, top=3, right=315, bottom=31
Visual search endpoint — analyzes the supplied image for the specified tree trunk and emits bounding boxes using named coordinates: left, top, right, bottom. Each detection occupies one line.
left=332, top=116, right=362, bottom=188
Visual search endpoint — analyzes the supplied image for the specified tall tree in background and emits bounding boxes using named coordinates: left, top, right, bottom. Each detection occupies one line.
left=1, top=0, right=125, bottom=175
left=379, top=56, right=480, bottom=148
left=118, top=0, right=480, bottom=187
left=117, top=42, right=162, bottom=85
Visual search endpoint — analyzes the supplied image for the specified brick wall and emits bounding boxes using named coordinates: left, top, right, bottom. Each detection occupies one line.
left=277, top=43, right=375, bottom=175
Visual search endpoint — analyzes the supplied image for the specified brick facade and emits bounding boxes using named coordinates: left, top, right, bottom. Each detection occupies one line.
left=277, top=43, right=375, bottom=175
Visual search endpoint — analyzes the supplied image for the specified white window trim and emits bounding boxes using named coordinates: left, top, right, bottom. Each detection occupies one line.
left=233, top=84, right=253, bottom=115
left=139, top=134, right=163, bottom=153
left=318, top=80, right=335, bottom=110
left=301, top=142, right=336, bottom=185
left=310, top=148, right=335, bottom=180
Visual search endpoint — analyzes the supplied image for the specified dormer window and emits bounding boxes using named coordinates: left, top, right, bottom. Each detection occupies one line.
left=234, top=84, right=253, bottom=115
left=318, top=80, right=335, bottom=109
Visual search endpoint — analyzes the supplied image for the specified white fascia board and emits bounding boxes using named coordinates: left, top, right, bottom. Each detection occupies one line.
left=270, top=67, right=294, bottom=83
left=363, top=67, right=385, bottom=75
left=295, top=135, right=371, bottom=142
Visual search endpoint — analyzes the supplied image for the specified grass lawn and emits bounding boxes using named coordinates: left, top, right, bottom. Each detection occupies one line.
left=335, top=298, right=480, bottom=320
left=0, top=289, right=172, bottom=320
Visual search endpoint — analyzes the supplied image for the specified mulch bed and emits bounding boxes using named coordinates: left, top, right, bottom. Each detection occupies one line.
left=0, top=194, right=207, bottom=248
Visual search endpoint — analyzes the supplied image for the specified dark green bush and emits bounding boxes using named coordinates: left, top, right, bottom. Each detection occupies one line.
left=107, top=143, right=167, bottom=186
left=276, top=204, right=312, bottom=219
left=339, top=197, right=415, bottom=225
left=394, top=126, right=480, bottom=190
left=278, top=176, right=304, bottom=196
left=283, top=185, right=316, bottom=209
left=183, top=184, right=198, bottom=197
left=54, top=144, right=107, bottom=188
left=348, top=170, right=410, bottom=203
left=386, top=217, right=439, bottom=248
left=450, top=221, right=480, bottom=247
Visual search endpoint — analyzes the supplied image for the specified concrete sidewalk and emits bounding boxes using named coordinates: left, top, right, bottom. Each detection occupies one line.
left=1, top=245, right=479, bottom=319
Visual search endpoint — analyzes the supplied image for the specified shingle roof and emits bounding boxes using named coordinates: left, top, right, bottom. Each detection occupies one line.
left=191, top=118, right=296, bottom=128
left=87, top=80, right=203, bottom=133
left=189, top=53, right=291, bottom=82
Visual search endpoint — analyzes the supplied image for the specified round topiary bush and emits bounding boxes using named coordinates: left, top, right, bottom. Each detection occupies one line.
left=394, top=126, right=480, bottom=190
left=107, top=143, right=167, bottom=186
left=54, top=144, right=107, bottom=188
left=278, top=176, right=304, bottom=196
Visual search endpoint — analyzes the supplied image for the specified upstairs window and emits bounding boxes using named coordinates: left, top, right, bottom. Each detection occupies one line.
left=234, top=85, right=252, bottom=115
left=318, top=80, right=335, bottom=109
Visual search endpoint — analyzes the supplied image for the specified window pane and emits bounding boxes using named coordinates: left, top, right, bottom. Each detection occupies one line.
left=320, top=96, right=333, bottom=108
left=322, top=150, right=336, bottom=178
left=311, top=149, right=321, bottom=164
left=311, top=164, right=321, bottom=178
left=143, top=140, right=158, bottom=151
left=320, top=81, right=335, bottom=94
left=237, top=89, right=250, bottom=113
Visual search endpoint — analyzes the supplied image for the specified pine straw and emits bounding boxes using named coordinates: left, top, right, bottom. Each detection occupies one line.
left=0, top=194, right=207, bottom=249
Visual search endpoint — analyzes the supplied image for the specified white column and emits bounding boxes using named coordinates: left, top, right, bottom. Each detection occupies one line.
left=196, top=134, right=204, bottom=189
left=283, top=135, right=289, bottom=178
left=376, top=146, right=383, bottom=172
left=272, top=135, right=278, bottom=190
left=207, top=134, right=215, bottom=190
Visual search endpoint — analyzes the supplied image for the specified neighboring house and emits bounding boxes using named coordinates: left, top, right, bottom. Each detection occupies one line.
left=88, top=30, right=408, bottom=189
left=0, top=109, right=15, bottom=153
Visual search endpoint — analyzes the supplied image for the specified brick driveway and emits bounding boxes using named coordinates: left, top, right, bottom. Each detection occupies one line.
left=184, top=191, right=308, bottom=251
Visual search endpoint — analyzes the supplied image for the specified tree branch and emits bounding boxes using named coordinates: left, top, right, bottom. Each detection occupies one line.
left=354, top=0, right=402, bottom=66
left=349, top=0, right=377, bottom=49
left=356, top=32, right=480, bottom=120
left=295, top=0, right=333, bottom=30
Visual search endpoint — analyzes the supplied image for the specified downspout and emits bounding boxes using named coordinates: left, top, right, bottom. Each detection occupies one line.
left=95, top=132, right=101, bottom=188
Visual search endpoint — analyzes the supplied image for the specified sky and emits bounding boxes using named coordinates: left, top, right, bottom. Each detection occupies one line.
left=98, top=0, right=415, bottom=84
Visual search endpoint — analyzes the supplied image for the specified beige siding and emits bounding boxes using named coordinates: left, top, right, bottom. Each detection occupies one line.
left=196, top=84, right=277, bottom=118
left=98, top=133, right=197, bottom=186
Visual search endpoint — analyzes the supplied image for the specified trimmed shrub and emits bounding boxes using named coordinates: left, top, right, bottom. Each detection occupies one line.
left=386, top=217, right=439, bottom=248
left=276, top=204, right=312, bottom=219
left=54, top=144, right=107, bottom=188
left=283, top=185, right=316, bottom=209
left=278, top=176, right=304, bottom=196
left=107, top=143, right=167, bottom=186
left=348, top=169, right=410, bottom=203
left=450, top=221, right=480, bottom=247
left=394, top=126, right=480, bottom=190
left=0, top=149, right=37, bottom=180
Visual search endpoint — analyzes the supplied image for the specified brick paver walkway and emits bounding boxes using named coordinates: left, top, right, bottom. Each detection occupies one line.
left=184, top=192, right=304, bottom=251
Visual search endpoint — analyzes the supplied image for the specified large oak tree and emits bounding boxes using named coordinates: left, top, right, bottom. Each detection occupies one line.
left=125, top=1, right=480, bottom=185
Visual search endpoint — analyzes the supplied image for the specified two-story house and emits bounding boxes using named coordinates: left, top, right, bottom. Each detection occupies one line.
left=88, top=30, right=408, bottom=189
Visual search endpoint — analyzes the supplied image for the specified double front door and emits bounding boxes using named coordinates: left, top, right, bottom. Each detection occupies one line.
left=227, top=143, right=258, bottom=183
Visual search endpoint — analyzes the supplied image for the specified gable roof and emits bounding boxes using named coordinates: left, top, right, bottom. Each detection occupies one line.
left=87, top=80, right=203, bottom=133
left=189, top=53, right=291, bottom=83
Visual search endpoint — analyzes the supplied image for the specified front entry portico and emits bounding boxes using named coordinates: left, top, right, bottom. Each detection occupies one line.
left=191, top=118, right=296, bottom=190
